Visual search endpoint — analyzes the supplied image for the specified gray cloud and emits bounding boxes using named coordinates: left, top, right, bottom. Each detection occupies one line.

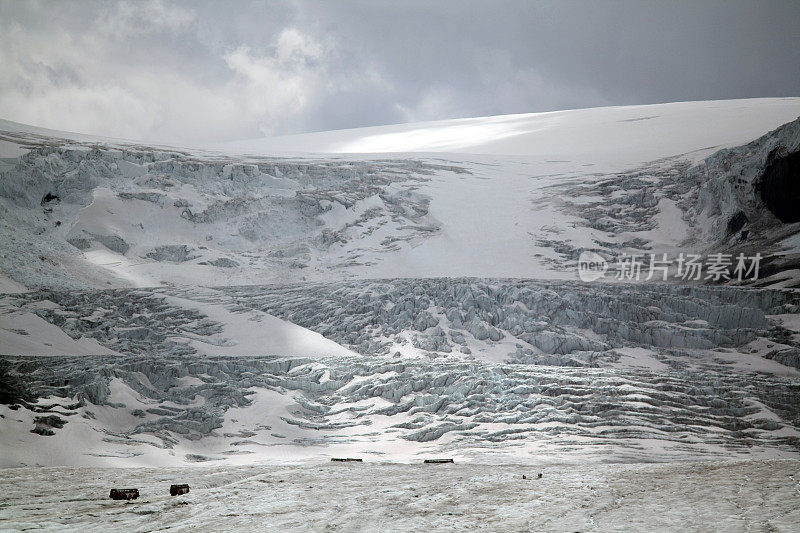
left=1, top=0, right=798, bottom=144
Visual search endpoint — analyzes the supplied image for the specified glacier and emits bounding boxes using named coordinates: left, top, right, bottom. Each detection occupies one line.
left=2, top=278, right=800, bottom=466
left=1, top=98, right=800, bottom=474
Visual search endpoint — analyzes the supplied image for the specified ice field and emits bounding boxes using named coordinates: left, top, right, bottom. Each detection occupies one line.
left=1, top=98, right=800, bottom=530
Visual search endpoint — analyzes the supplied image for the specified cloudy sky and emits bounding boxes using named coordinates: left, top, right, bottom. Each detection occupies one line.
left=1, top=0, right=798, bottom=145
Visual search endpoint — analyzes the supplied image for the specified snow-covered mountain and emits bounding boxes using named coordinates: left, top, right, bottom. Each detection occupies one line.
left=1, top=98, right=800, bottom=467
left=212, top=98, right=798, bottom=158
left=1, top=98, right=799, bottom=291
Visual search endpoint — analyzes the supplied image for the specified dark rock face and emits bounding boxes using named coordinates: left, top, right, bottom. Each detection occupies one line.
left=34, top=415, right=67, bottom=428
left=206, top=257, right=239, bottom=268
left=758, top=150, right=800, bottom=223
left=726, top=211, right=748, bottom=235
left=31, top=414, right=67, bottom=436
left=40, top=192, right=60, bottom=206
left=145, top=244, right=198, bottom=263
left=94, top=234, right=130, bottom=255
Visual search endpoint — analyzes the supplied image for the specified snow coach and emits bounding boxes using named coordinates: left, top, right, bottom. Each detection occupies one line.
left=109, top=488, right=139, bottom=500
left=170, top=484, right=190, bottom=496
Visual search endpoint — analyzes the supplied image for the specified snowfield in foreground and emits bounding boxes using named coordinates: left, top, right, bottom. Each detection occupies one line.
left=1, top=460, right=799, bottom=532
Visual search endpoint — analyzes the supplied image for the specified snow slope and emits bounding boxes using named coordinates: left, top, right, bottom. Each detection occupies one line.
left=1, top=98, right=799, bottom=290
left=0, top=287, right=355, bottom=359
left=160, top=289, right=357, bottom=359
left=214, top=98, right=800, bottom=161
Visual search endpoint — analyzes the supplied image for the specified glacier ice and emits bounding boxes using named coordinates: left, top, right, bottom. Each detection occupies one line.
left=2, top=277, right=799, bottom=465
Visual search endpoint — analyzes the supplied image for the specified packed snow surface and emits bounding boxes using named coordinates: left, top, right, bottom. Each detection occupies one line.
left=1, top=460, right=799, bottom=532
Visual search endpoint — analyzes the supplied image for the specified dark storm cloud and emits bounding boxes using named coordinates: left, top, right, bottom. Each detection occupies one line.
left=1, top=0, right=797, bottom=144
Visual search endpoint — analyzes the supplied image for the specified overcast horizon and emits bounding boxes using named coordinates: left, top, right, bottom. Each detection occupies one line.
left=1, top=0, right=799, bottom=145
